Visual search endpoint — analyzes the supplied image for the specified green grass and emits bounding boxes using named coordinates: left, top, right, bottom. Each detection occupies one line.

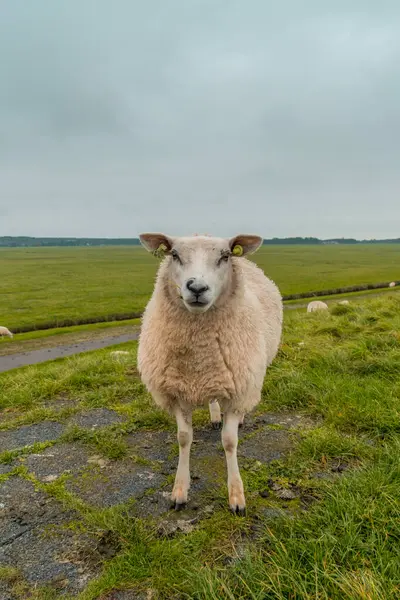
left=1, top=244, right=400, bottom=330
left=187, top=443, right=400, bottom=599
left=1, top=295, right=400, bottom=598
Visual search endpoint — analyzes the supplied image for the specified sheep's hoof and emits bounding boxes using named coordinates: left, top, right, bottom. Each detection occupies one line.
left=229, top=484, right=246, bottom=516
left=171, top=484, right=188, bottom=509
left=230, top=505, right=246, bottom=517
left=211, top=421, right=222, bottom=430
left=170, top=500, right=187, bottom=511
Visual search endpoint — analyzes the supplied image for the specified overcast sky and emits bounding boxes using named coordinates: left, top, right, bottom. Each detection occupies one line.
left=1, top=1, right=400, bottom=239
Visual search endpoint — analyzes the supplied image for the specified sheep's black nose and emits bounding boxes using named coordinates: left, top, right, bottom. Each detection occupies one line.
left=186, top=279, right=209, bottom=295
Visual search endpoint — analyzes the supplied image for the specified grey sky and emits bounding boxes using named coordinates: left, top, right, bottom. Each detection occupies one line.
left=1, top=1, right=400, bottom=239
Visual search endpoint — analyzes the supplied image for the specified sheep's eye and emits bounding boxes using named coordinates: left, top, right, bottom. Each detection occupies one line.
left=171, top=250, right=181, bottom=263
left=218, top=252, right=230, bottom=265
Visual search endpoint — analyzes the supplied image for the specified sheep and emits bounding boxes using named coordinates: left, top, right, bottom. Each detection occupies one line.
left=0, top=326, right=13, bottom=338
left=307, top=300, right=328, bottom=313
left=137, top=233, right=283, bottom=515
left=389, top=282, right=396, bottom=288
left=338, top=300, right=349, bottom=305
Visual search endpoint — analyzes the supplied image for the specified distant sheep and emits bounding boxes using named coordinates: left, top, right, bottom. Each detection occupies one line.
left=110, top=350, right=130, bottom=361
left=137, top=233, right=283, bottom=514
left=338, top=300, right=349, bottom=305
left=307, top=300, right=328, bottom=313
left=0, top=326, right=13, bottom=338
left=389, top=282, right=396, bottom=288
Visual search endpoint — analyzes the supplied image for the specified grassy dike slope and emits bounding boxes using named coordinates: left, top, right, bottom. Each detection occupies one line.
left=0, top=295, right=399, bottom=599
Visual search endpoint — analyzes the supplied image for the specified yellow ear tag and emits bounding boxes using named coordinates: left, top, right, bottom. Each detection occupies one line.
left=232, top=244, right=243, bottom=256
left=154, top=243, right=168, bottom=258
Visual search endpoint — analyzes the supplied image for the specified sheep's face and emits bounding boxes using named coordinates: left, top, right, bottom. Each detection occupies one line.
left=139, top=233, right=263, bottom=314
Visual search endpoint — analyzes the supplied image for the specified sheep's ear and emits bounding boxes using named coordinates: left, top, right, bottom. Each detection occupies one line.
left=229, top=235, right=263, bottom=257
left=139, top=233, right=174, bottom=257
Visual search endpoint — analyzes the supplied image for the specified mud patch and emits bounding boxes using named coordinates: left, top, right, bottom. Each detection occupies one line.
left=0, top=421, right=65, bottom=453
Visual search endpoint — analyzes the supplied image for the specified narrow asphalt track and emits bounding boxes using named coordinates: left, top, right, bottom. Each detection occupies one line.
left=0, top=332, right=139, bottom=374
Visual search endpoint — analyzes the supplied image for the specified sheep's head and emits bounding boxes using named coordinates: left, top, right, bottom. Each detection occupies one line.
left=139, top=233, right=263, bottom=314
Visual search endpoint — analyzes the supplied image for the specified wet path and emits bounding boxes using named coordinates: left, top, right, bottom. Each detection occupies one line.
left=0, top=332, right=139, bottom=373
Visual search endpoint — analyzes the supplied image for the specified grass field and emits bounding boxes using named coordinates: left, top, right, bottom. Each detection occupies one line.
left=1, top=244, right=399, bottom=330
left=1, top=295, right=399, bottom=599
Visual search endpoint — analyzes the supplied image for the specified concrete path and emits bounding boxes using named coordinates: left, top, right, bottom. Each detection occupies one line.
left=0, top=407, right=319, bottom=598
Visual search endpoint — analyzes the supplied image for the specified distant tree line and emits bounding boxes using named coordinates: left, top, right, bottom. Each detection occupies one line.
left=264, top=237, right=400, bottom=245
left=0, top=236, right=399, bottom=248
left=0, top=237, right=141, bottom=247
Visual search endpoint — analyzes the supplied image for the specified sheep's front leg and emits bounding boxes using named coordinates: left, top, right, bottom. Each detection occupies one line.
left=171, top=407, right=193, bottom=510
left=209, top=400, right=222, bottom=429
left=222, top=411, right=246, bottom=516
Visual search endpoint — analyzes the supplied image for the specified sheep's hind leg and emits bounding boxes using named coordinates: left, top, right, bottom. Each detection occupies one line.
left=171, top=407, right=193, bottom=510
left=209, top=400, right=222, bottom=429
left=222, top=411, right=246, bottom=516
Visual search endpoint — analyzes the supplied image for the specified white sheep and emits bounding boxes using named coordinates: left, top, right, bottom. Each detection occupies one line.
left=389, top=282, right=396, bottom=288
left=338, top=300, right=349, bottom=305
left=307, top=300, right=329, bottom=313
left=0, top=326, right=13, bottom=338
left=137, top=233, right=283, bottom=514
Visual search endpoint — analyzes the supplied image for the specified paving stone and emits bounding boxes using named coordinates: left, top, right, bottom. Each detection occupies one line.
left=23, top=442, right=91, bottom=481
left=252, top=412, right=316, bottom=430
left=66, top=460, right=165, bottom=508
left=125, top=430, right=174, bottom=463
left=240, top=428, right=294, bottom=463
left=190, top=426, right=223, bottom=460
left=0, top=422, right=64, bottom=453
left=0, top=463, right=13, bottom=475
left=0, top=477, right=104, bottom=594
left=0, top=411, right=320, bottom=596
left=128, top=488, right=172, bottom=519
left=68, top=408, right=125, bottom=430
